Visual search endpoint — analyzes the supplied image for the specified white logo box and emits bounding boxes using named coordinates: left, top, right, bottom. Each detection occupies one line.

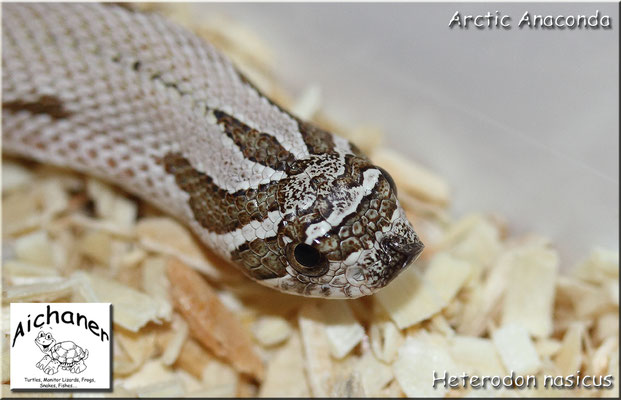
left=10, top=303, right=112, bottom=391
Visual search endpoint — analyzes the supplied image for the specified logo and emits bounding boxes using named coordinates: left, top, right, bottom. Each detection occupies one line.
left=10, top=303, right=112, bottom=390
left=34, top=331, right=90, bottom=375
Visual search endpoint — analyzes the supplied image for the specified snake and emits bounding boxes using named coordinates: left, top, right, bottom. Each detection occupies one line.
left=2, top=3, right=424, bottom=298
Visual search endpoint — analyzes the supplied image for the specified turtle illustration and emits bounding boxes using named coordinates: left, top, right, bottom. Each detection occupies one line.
left=34, top=331, right=89, bottom=375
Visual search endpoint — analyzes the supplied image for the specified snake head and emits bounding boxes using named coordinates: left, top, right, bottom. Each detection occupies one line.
left=258, top=152, right=424, bottom=298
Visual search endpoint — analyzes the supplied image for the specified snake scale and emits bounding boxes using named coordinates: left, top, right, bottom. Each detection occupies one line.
left=2, top=3, right=423, bottom=298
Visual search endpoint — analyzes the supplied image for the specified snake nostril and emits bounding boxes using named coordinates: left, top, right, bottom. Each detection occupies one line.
left=382, top=235, right=424, bottom=268
left=381, top=236, right=398, bottom=253
left=411, top=237, right=425, bottom=259
left=403, top=238, right=424, bottom=267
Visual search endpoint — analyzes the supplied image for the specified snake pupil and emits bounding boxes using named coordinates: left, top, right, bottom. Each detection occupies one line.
left=294, top=243, right=321, bottom=268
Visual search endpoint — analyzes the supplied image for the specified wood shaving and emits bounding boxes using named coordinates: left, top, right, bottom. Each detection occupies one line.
left=375, top=266, right=446, bottom=329
left=355, top=350, right=394, bottom=396
left=449, top=336, right=506, bottom=377
left=298, top=303, right=334, bottom=396
left=321, top=301, right=365, bottom=359
left=393, top=332, right=457, bottom=397
left=13, top=230, right=55, bottom=265
left=200, top=358, right=239, bottom=392
left=500, top=239, right=559, bottom=338
left=73, top=270, right=168, bottom=331
left=2, top=161, right=34, bottom=192
left=135, top=217, right=228, bottom=280
left=492, top=323, right=542, bottom=375
left=161, top=313, right=189, bottom=366
left=78, top=230, right=112, bottom=266
left=369, top=312, right=404, bottom=363
left=251, top=315, right=292, bottom=347
left=258, top=332, right=310, bottom=397
left=141, top=257, right=174, bottom=323
left=173, top=338, right=212, bottom=379
left=1, top=3, right=617, bottom=397
left=115, top=327, right=158, bottom=377
left=166, top=258, right=264, bottom=380
left=371, top=147, right=451, bottom=205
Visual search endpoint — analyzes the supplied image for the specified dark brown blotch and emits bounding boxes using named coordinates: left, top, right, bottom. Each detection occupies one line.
left=162, top=152, right=281, bottom=235
left=212, top=109, right=295, bottom=171
left=3, top=95, right=71, bottom=119
left=296, top=119, right=336, bottom=155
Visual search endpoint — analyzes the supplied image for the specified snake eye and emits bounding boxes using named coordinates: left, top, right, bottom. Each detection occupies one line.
left=46, top=334, right=51, bottom=340
left=38, top=332, right=45, bottom=338
left=287, top=243, right=329, bottom=277
left=377, top=167, right=397, bottom=196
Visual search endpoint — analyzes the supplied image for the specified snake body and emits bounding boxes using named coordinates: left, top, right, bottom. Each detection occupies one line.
left=2, top=3, right=423, bottom=298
